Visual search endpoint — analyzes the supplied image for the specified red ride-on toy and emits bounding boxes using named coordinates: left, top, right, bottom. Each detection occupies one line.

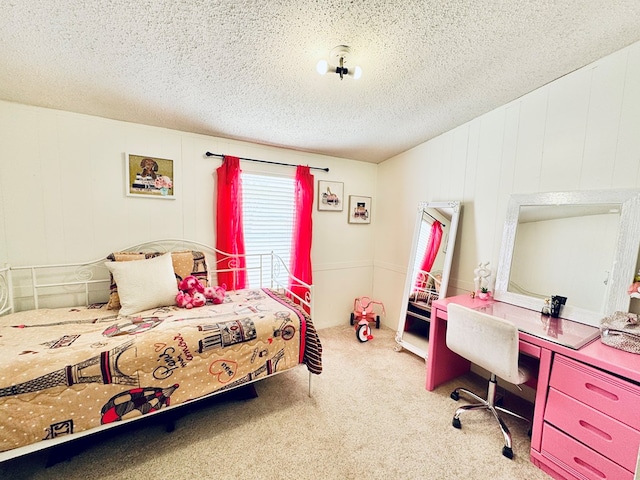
left=350, top=297, right=385, bottom=342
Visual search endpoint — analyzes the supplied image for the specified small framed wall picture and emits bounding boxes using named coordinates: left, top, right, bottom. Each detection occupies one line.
left=125, top=153, right=175, bottom=199
left=317, top=180, right=344, bottom=211
left=348, top=195, right=371, bottom=224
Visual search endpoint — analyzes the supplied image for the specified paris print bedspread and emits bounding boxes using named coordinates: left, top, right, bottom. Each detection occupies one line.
left=0, top=288, right=322, bottom=453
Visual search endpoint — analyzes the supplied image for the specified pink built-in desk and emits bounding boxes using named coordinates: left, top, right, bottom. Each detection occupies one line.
left=429, top=295, right=640, bottom=480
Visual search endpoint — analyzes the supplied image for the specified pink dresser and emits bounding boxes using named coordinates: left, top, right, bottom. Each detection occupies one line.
left=429, top=295, right=640, bottom=480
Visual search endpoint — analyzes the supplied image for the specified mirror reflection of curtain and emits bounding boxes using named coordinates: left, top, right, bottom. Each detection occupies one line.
left=414, top=220, right=443, bottom=290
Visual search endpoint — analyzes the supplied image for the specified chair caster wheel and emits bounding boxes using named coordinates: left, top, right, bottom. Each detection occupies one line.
left=450, top=391, right=459, bottom=401
left=502, top=446, right=513, bottom=459
left=452, top=417, right=461, bottom=429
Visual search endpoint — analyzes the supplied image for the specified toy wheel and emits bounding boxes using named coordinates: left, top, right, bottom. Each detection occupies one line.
left=350, top=312, right=355, bottom=326
left=375, top=315, right=380, bottom=329
left=356, top=324, right=370, bottom=342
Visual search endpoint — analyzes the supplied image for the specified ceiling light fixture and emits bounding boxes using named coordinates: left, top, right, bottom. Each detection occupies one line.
left=316, top=45, right=362, bottom=80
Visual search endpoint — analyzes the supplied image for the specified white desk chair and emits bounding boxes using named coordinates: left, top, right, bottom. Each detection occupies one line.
left=446, top=303, right=532, bottom=459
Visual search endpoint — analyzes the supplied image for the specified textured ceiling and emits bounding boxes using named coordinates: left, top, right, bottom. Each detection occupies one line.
left=2, top=1, right=640, bottom=163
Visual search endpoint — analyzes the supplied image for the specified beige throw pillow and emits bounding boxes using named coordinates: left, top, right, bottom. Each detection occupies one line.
left=105, top=253, right=178, bottom=316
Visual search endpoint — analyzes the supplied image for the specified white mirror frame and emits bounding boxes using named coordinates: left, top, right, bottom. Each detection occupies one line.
left=494, top=189, right=640, bottom=326
left=395, top=201, right=461, bottom=358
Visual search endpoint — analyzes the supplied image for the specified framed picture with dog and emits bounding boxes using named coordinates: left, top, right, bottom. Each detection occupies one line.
left=125, top=153, right=175, bottom=199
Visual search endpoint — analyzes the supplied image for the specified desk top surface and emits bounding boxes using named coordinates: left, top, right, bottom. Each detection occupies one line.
left=473, top=300, right=600, bottom=350
left=433, top=295, right=599, bottom=349
left=433, top=295, right=640, bottom=384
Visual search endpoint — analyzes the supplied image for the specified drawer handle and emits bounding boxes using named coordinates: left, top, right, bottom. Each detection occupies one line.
left=574, top=457, right=606, bottom=479
left=578, top=420, right=613, bottom=441
left=585, top=382, right=619, bottom=401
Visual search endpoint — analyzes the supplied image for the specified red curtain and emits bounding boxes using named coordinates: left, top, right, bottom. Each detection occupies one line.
left=215, top=156, right=247, bottom=290
left=415, top=220, right=443, bottom=290
left=289, top=165, right=314, bottom=310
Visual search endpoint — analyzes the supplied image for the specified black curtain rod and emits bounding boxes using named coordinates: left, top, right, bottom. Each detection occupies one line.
left=425, top=210, right=446, bottom=228
left=205, top=152, right=329, bottom=173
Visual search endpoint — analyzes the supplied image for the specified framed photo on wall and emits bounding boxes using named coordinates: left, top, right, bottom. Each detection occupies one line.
left=317, top=180, right=344, bottom=211
left=348, top=195, right=371, bottom=224
left=125, top=153, right=175, bottom=199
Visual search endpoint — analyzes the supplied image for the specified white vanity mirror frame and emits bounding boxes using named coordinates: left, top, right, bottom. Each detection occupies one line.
left=494, top=189, right=640, bottom=327
left=396, top=201, right=461, bottom=358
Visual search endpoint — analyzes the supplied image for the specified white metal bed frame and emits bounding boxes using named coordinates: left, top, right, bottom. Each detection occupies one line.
left=0, top=239, right=314, bottom=462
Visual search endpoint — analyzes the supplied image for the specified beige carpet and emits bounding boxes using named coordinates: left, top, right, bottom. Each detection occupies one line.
left=1, top=325, right=551, bottom=479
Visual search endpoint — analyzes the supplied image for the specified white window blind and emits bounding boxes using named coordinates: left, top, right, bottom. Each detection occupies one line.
left=241, top=173, right=295, bottom=288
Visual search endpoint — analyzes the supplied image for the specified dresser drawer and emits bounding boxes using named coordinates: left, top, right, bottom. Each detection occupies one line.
left=541, top=423, right=632, bottom=480
left=545, top=388, right=640, bottom=472
left=549, top=354, right=640, bottom=430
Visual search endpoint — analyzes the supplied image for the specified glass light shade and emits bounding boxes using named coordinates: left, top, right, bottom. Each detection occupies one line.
left=316, top=60, right=328, bottom=75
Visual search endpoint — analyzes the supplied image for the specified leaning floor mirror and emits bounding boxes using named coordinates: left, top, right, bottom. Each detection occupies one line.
left=395, top=201, right=461, bottom=358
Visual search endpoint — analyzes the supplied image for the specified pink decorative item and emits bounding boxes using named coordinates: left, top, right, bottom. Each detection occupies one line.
left=176, top=278, right=225, bottom=309
left=204, top=284, right=226, bottom=304
left=178, top=275, right=204, bottom=294
left=191, top=292, right=206, bottom=307
left=175, top=291, right=194, bottom=309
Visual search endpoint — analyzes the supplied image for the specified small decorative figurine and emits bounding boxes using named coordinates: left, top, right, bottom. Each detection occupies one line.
left=473, top=262, right=492, bottom=299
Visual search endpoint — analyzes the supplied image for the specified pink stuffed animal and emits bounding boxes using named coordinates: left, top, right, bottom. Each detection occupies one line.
left=176, top=276, right=226, bottom=309
left=178, top=275, right=204, bottom=294
left=175, top=291, right=194, bottom=309
left=175, top=275, right=206, bottom=309
left=204, top=284, right=226, bottom=304
left=191, top=291, right=206, bottom=307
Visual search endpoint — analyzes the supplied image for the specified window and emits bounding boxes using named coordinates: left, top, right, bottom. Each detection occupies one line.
left=241, top=173, right=294, bottom=287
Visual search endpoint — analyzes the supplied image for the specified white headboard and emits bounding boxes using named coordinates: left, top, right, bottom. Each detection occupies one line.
left=3, top=239, right=311, bottom=315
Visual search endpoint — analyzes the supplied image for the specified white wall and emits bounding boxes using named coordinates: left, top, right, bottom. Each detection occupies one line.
left=374, top=40, right=640, bottom=330
left=0, top=102, right=377, bottom=329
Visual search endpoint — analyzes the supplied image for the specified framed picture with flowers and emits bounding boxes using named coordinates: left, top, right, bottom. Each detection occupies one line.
left=125, top=153, right=175, bottom=199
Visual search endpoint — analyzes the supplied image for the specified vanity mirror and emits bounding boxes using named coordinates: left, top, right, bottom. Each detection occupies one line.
left=396, top=201, right=461, bottom=358
left=495, top=189, right=640, bottom=326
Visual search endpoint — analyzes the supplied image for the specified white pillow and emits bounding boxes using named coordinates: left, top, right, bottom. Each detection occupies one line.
left=105, top=253, right=178, bottom=316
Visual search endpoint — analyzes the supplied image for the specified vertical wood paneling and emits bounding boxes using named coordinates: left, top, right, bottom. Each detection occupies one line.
left=449, top=126, right=469, bottom=200
left=494, top=103, right=520, bottom=263
left=1, top=106, right=47, bottom=265
left=581, top=49, right=627, bottom=190
left=474, top=108, right=506, bottom=265
left=613, top=42, right=640, bottom=188
left=456, top=120, right=480, bottom=290
left=39, top=112, right=67, bottom=262
left=541, top=69, right=591, bottom=192
left=447, top=125, right=471, bottom=289
left=512, top=87, right=548, bottom=194
left=57, top=115, right=95, bottom=260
